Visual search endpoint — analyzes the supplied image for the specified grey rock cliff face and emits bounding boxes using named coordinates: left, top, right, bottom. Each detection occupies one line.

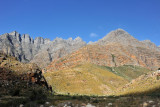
left=97, top=29, right=160, bottom=51
left=97, top=29, right=140, bottom=46
left=0, top=31, right=86, bottom=68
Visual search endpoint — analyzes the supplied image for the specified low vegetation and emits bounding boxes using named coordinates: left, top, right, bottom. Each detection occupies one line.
left=44, top=63, right=129, bottom=95
left=116, top=71, right=160, bottom=96
left=0, top=53, right=50, bottom=106
left=100, top=65, right=151, bottom=81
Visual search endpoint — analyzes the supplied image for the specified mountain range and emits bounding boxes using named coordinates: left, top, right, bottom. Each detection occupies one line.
left=0, top=29, right=159, bottom=70
left=46, top=29, right=160, bottom=72
left=0, top=29, right=160, bottom=95
left=0, top=31, right=86, bottom=68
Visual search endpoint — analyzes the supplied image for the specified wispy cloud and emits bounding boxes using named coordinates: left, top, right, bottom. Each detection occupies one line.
left=90, top=33, right=98, bottom=37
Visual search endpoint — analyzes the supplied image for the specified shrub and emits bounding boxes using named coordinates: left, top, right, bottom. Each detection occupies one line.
left=29, top=88, right=47, bottom=101
left=10, top=88, right=20, bottom=96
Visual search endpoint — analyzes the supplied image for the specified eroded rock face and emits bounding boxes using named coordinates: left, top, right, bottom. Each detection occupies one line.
left=47, top=29, right=160, bottom=71
left=0, top=31, right=86, bottom=68
left=0, top=29, right=159, bottom=69
left=97, top=29, right=159, bottom=51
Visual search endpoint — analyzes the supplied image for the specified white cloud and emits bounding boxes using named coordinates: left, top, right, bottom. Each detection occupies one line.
left=90, top=33, right=98, bottom=37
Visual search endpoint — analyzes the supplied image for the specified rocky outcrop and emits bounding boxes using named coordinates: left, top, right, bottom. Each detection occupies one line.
left=0, top=31, right=86, bottom=68
left=0, top=52, right=52, bottom=100
left=141, top=40, right=159, bottom=51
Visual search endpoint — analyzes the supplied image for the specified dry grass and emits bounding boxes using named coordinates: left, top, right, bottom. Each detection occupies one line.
left=0, top=55, right=39, bottom=74
left=44, top=63, right=128, bottom=95
left=116, top=71, right=160, bottom=96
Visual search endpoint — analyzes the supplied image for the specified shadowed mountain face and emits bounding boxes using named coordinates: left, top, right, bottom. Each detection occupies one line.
left=0, top=31, right=86, bottom=68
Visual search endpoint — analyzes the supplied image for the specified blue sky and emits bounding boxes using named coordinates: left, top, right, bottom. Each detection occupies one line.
left=0, top=0, right=160, bottom=45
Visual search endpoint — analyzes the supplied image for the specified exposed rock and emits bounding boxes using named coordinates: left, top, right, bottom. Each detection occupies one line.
left=98, top=29, right=160, bottom=51
left=45, top=102, right=50, bottom=105
left=143, top=102, right=148, bottom=107
left=0, top=52, right=51, bottom=97
left=108, top=103, right=113, bottom=106
left=0, top=32, right=86, bottom=68
left=47, top=43, right=160, bottom=71
left=47, top=29, right=160, bottom=71
left=97, top=29, right=141, bottom=47
left=148, top=100, right=154, bottom=104
left=19, top=104, right=24, bottom=107
left=0, top=29, right=159, bottom=69
left=88, top=41, right=95, bottom=45
left=142, top=40, right=159, bottom=51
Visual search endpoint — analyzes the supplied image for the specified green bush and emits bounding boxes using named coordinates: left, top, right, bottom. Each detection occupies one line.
left=29, top=88, right=47, bottom=101
left=9, top=88, right=20, bottom=96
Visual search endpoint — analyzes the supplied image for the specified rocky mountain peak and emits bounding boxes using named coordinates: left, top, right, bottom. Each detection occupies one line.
left=22, top=34, right=31, bottom=43
left=44, top=38, right=51, bottom=44
left=54, top=37, right=64, bottom=42
left=34, top=37, right=44, bottom=44
left=74, top=36, right=82, bottom=42
left=104, top=28, right=133, bottom=40
left=67, top=37, right=73, bottom=41
left=8, top=31, right=20, bottom=40
left=9, top=31, right=19, bottom=36
left=114, top=28, right=128, bottom=35
left=0, top=31, right=87, bottom=67
left=97, top=29, right=139, bottom=46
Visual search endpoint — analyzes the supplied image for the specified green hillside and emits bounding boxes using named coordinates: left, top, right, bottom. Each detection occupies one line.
left=100, top=65, right=151, bottom=81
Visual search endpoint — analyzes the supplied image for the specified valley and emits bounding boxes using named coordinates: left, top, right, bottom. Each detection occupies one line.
left=0, top=29, right=160, bottom=106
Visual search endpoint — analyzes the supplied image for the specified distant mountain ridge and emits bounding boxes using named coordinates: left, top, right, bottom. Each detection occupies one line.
left=0, top=31, right=86, bottom=68
left=46, top=29, right=160, bottom=71
left=0, top=29, right=159, bottom=69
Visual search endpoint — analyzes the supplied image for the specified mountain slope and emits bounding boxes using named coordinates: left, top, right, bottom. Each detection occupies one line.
left=45, top=29, right=159, bottom=95
left=99, top=65, right=151, bottom=81
left=45, top=63, right=152, bottom=95
left=44, top=63, right=128, bottom=95
left=47, top=43, right=160, bottom=71
left=0, top=52, right=50, bottom=106
left=0, top=52, right=39, bottom=73
left=116, top=71, right=160, bottom=96
left=0, top=31, right=86, bottom=68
